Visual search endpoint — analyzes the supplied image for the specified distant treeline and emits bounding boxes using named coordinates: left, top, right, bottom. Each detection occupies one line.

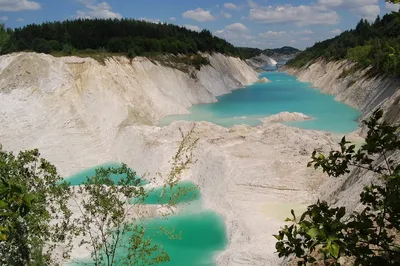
left=288, top=11, right=400, bottom=76
left=0, top=18, right=241, bottom=57
left=234, top=46, right=300, bottom=59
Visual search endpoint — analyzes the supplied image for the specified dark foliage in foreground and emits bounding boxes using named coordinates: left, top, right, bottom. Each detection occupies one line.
left=275, top=110, right=400, bottom=265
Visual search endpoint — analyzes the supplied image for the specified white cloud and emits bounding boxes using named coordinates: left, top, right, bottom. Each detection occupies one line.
left=0, top=16, right=8, bottom=21
left=16, top=17, right=24, bottom=22
left=224, top=3, right=237, bottom=10
left=215, top=29, right=254, bottom=40
left=386, top=2, right=400, bottom=12
left=169, top=17, right=177, bottom=21
left=317, top=0, right=380, bottom=21
left=139, top=17, right=161, bottom=23
left=221, top=11, right=232, bottom=18
left=0, top=0, right=40, bottom=11
left=184, top=24, right=201, bottom=32
left=225, top=22, right=247, bottom=31
left=76, top=1, right=122, bottom=19
left=331, top=28, right=341, bottom=34
left=354, top=5, right=380, bottom=20
left=259, top=30, right=287, bottom=38
left=296, top=29, right=313, bottom=34
left=249, top=4, right=340, bottom=26
left=215, top=25, right=254, bottom=46
left=182, top=8, right=215, bottom=22
left=300, top=37, right=312, bottom=41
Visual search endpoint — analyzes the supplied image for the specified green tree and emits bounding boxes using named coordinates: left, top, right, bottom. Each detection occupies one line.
left=287, top=0, right=400, bottom=76
left=32, top=38, right=53, bottom=54
left=346, top=45, right=373, bottom=67
left=0, top=24, right=10, bottom=54
left=275, top=110, right=400, bottom=265
left=0, top=145, right=73, bottom=265
left=71, top=126, right=199, bottom=266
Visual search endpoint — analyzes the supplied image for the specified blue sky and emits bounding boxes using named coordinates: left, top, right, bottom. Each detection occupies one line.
left=0, top=0, right=399, bottom=49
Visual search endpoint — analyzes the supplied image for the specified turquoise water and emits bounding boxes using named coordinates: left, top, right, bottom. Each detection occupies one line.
left=66, top=162, right=147, bottom=186
left=67, top=167, right=226, bottom=266
left=135, top=211, right=227, bottom=266
left=70, top=211, right=227, bottom=266
left=160, top=72, right=361, bottom=133
left=131, top=181, right=201, bottom=205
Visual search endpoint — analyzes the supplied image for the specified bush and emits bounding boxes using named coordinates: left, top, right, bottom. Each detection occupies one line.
left=47, top=40, right=60, bottom=52
left=275, top=110, right=400, bottom=265
left=192, top=54, right=210, bottom=70
left=0, top=146, right=73, bottom=265
left=82, top=48, right=96, bottom=54
left=346, top=45, right=373, bottom=68
left=127, top=48, right=136, bottom=59
left=62, top=43, right=74, bottom=55
left=32, top=38, right=52, bottom=54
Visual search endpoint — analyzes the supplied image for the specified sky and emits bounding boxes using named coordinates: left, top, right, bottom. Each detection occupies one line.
left=0, top=0, right=399, bottom=49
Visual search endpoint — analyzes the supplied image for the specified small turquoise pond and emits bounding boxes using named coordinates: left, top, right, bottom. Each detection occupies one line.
left=66, top=162, right=147, bottom=186
left=159, top=72, right=361, bottom=133
left=66, top=166, right=226, bottom=266
left=70, top=211, right=227, bottom=266
left=133, top=211, right=227, bottom=266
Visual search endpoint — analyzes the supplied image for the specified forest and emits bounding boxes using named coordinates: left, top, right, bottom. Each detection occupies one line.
left=287, top=11, right=400, bottom=76
left=0, top=19, right=299, bottom=61
left=0, top=18, right=239, bottom=58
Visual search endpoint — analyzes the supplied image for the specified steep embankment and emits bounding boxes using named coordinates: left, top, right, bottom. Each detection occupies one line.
left=0, top=52, right=257, bottom=153
left=284, top=58, right=400, bottom=229
left=284, top=59, right=400, bottom=127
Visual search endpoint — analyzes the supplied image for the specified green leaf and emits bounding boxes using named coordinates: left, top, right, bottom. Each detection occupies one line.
left=22, top=193, right=35, bottom=206
left=291, top=209, right=296, bottom=221
left=328, top=242, right=340, bottom=259
left=307, top=228, right=321, bottom=238
left=10, top=184, right=22, bottom=194
left=0, top=200, right=7, bottom=209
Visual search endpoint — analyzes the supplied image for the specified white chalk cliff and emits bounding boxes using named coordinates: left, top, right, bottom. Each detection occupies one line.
left=2, top=52, right=390, bottom=265
left=284, top=59, right=400, bottom=228
left=246, top=54, right=277, bottom=69
left=284, top=59, right=400, bottom=127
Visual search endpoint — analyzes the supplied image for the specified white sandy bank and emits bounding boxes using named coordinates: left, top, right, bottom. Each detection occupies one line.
left=261, top=112, right=312, bottom=123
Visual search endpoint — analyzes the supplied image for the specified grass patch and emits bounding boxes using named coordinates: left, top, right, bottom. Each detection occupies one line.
left=149, top=54, right=210, bottom=75
left=50, top=50, right=210, bottom=73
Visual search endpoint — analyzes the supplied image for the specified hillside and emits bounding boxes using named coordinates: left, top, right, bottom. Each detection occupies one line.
left=263, top=46, right=300, bottom=57
left=288, top=11, right=400, bottom=76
